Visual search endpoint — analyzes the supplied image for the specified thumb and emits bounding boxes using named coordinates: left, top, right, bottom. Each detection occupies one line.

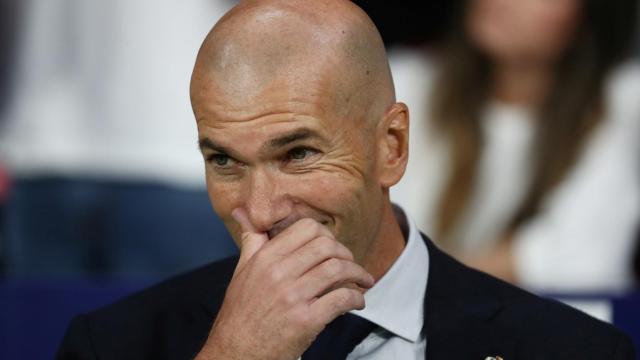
left=232, top=208, right=268, bottom=272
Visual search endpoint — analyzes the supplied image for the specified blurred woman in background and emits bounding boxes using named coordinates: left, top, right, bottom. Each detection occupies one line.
left=391, top=0, right=640, bottom=292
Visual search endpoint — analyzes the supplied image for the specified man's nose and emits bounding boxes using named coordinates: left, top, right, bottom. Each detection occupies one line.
left=243, top=168, right=292, bottom=233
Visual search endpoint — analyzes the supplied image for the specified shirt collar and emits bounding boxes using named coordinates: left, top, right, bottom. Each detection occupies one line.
left=350, top=205, right=430, bottom=342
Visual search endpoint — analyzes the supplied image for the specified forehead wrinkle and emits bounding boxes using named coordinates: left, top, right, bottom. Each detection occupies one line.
left=265, top=127, right=328, bottom=150
left=197, top=102, right=329, bottom=130
left=195, top=77, right=340, bottom=129
left=199, top=54, right=342, bottom=119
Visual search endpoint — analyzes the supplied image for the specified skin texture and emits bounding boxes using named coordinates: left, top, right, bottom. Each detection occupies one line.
left=190, top=1, right=410, bottom=359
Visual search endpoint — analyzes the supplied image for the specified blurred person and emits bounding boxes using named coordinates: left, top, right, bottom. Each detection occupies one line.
left=0, top=0, right=19, bottom=113
left=0, top=0, right=20, bottom=273
left=0, top=0, right=239, bottom=278
left=57, top=1, right=635, bottom=358
left=391, top=0, right=640, bottom=292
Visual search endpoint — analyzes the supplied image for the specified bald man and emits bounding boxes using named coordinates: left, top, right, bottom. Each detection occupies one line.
left=57, top=1, right=635, bottom=359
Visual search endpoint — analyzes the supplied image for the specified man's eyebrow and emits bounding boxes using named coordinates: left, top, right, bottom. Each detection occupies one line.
left=266, top=128, right=325, bottom=149
left=198, top=128, right=326, bottom=156
left=198, top=138, right=229, bottom=154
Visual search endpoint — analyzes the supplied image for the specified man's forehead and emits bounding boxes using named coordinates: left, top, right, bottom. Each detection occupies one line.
left=191, top=3, right=348, bottom=105
left=190, top=0, right=395, bottom=136
left=192, top=67, right=347, bottom=127
left=196, top=104, right=340, bottom=148
left=199, top=49, right=330, bottom=106
left=199, top=126, right=327, bottom=151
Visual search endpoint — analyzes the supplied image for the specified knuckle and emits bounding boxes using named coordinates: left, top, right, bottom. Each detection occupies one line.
left=300, top=218, right=319, bottom=231
left=315, top=241, right=332, bottom=259
left=333, top=288, right=352, bottom=307
left=334, top=242, right=350, bottom=258
left=324, top=258, right=344, bottom=278
left=292, top=308, right=313, bottom=329
left=344, top=249, right=355, bottom=261
left=280, top=287, right=300, bottom=306
left=340, top=289, right=363, bottom=309
left=353, top=292, right=365, bottom=309
left=267, top=264, right=285, bottom=283
left=240, top=232, right=251, bottom=246
left=338, top=243, right=354, bottom=261
left=317, top=236, right=335, bottom=251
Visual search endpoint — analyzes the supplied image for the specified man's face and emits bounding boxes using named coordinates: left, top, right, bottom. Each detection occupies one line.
left=192, top=71, right=385, bottom=264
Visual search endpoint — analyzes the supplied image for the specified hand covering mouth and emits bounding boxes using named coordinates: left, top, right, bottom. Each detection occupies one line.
left=267, top=216, right=330, bottom=239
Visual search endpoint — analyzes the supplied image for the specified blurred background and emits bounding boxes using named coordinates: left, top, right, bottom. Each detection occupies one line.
left=0, top=0, right=639, bottom=358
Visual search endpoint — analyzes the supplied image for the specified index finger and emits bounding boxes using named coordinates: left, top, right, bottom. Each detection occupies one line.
left=232, top=208, right=268, bottom=271
left=263, top=218, right=335, bottom=257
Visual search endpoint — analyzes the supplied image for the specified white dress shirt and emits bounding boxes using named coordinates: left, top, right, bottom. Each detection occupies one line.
left=296, top=207, right=429, bottom=360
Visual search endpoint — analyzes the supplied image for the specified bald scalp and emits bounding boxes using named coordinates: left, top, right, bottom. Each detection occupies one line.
left=190, top=0, right=395, bottom=125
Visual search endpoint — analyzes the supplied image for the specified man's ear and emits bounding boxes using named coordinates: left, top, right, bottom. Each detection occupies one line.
left=376, top=102, right=409, bottom=188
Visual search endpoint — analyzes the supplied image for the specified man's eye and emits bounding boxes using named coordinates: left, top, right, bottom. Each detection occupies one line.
left=209, top=154, right=231, bottom=167
left=287, top=147, right=316, bottom=161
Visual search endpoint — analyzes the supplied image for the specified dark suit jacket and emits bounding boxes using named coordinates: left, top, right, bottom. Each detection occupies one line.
left=57, top=236, right=636, bottom=359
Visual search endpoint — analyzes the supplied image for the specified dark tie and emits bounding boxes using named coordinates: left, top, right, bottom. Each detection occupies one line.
left=302, top=313, right=377, bottom=360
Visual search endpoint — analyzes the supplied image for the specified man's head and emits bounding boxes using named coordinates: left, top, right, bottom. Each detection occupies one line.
left=190, top=0, right=409, bottom=266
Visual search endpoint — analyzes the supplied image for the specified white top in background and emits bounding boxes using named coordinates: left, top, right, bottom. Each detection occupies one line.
left=389, top=48, right=640, bottom=293
left=0, top=0, right=236, bottom=187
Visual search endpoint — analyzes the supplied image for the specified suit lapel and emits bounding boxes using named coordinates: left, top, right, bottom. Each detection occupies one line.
left=422, top=235, right=518, bottom=359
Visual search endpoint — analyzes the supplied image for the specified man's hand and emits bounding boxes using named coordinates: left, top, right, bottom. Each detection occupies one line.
left=195, top=209, right=375, bottom=360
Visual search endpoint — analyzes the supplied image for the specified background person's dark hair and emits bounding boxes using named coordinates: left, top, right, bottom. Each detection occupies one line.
left=351, top=0, right=454, bottom=47
left=432, top=0, right=639, bottom=243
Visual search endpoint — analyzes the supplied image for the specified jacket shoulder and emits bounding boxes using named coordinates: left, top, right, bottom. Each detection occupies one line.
left=424, top=238, right=636, bottom=358
left=493, top=273, right=635, bottom=358
left=57, top=256, right=238, bottom=360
